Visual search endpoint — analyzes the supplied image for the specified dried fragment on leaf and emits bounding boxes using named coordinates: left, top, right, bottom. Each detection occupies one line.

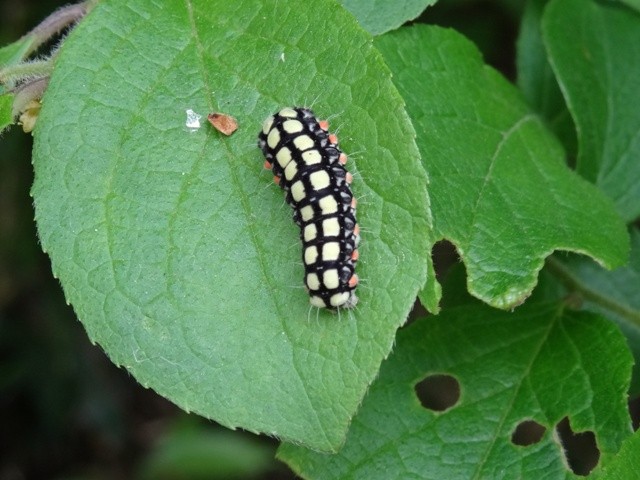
left=208, top=112, right=238, bottom=136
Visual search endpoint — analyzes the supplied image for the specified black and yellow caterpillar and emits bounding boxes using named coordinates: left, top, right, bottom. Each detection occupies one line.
left=258, top=107, right=359, bottom=309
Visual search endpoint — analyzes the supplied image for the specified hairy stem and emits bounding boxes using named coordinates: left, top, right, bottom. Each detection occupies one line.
left=0, top=60, right=54, bottom=86
left=22, top=0, right=96, bottom=57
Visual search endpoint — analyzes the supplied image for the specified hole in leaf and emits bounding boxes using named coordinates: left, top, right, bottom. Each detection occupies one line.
left=431, top=240, right=459, bottom=281
left=556, top=417, right=600, bottom=476
left=415, top=374, right=460, bottom=412
left=511, top=420, right=546, bottom=446
left=407, top=298, right=428, bottom=325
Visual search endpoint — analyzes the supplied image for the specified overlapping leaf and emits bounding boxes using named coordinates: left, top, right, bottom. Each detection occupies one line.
left=376, top=25, right=629, bottom=310
left=549, top=228, right=640, bottom=394
left=280, top=305, right=633, bottom=478
left=339, top=0, right=435, bottom=35
left=543, top=0, right=640, bottom=221
left=516, top=0, right=576, bottom=157
left=32, top=0, right=432, bottom=451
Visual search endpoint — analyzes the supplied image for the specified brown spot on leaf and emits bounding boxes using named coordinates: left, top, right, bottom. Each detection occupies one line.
left=207, top=112, right=238, bottom=136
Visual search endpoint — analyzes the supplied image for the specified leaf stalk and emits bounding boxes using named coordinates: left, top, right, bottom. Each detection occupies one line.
left=546, top=256, right=640, bottom=328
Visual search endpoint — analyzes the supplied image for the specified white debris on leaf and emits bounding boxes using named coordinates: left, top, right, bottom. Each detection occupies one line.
left=185, top=109, right=202, bottom=130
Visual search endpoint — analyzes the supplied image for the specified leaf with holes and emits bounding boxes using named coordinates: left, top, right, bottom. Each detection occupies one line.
left=375, top=25, right=629, bottom=310
left=31, top=0, right=433, bottom=452
left=279, top=304, right=633, bottom=478
left=543, top=0, right=640, bottom=221
left=338, top=0, right=436, bottom=35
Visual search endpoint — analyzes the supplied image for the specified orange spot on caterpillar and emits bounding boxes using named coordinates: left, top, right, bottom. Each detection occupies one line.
left=351, top=250, right=359, bottom=261
left=319, top=120, right=329, bottom=131
left=339, top=153, right=348, bottom=165
left=348, top=275, right=359, bottom=288
left=264, top=160, right=273, bottom=170
left=273, top=175, right=281, bottom=185
left=346, top=172, right=353, bottom=184
left=328, top=133, right=338, bottom=144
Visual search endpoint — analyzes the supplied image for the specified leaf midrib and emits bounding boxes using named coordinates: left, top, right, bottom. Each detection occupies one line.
left=183, top=0, right=333, bottom=448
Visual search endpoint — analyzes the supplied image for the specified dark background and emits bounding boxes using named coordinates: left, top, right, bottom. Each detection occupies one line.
left=1, top=1, right=636, bottom=479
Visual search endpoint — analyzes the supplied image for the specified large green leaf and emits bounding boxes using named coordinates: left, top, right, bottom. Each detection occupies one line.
left=543, top=0, right=640, bottom=222
left=339, top=0, right=436, bottom=35
left=375, top=25, right=629, bottom=310
left=279, top=305, right=633, bottom=478
left=32, top=0, right=432, bottom=451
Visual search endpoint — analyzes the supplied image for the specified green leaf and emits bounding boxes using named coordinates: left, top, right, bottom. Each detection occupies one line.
left=0, top=37, right=35, bottom=98
left=516, top=0, right=576, bottom=158
left=0, top=93, right=13, bottom=131
left=617, top=0, right=640, bottom=14
left=137, top=418, right=276, bottom=480
left=420, top=252, right=441, bottom=313
left=339, top=0, right=436, bottom=35
left=31, top=0, right=432, bottom=452
left=0, top=36, right=35, bottom=69
left=593, top=429, right=640, bottom=480
left=548, top=228, right=640, bottom=394
left=279, top=305, right=633, bottom=478
left=543, top=0, right=640, bottom=222
left=375, top=25, right=629, bottom=309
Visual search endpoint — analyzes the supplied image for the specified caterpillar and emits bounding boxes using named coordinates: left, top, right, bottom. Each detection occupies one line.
left=258, top=107, right=360, bottom=309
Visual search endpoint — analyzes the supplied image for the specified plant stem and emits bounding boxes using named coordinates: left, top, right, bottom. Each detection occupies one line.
left=0, top=60, right=54, bottom=86
left=22, top=1, right=96, bottom=58
left=546, top=256, right=640, bottom=328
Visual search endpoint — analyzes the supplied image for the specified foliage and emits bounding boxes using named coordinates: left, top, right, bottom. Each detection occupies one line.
left=1, top=0, right=638, bottom=477
left=280, top=304, right=632, bottom=478
left=340, top=0, right=437, bottom=35
left=30, top=0, right=432, bottom=452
